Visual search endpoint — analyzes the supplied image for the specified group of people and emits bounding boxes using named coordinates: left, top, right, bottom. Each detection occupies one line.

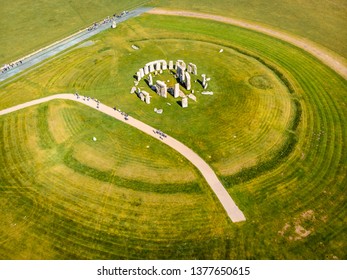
left=75, top=92, right=131, bottom=120
left=75, top=92, right=100, bottom=108
left=154, top=129, right=167, bottom=140
left=87, top=11, right=128, bottom=32
left=87, top=17, right=110, bottom=31
left=120, top=111, right=129, bottom=120
left=113, top=107, right=128, bottom=120
left=1, top=60, right=23, bottom=75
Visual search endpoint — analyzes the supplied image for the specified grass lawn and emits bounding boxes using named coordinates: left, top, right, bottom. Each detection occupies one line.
left=152, top=0, right=347, bottom=60
left=0, top=100, right=230, bottom=259
left=0, top=14, right=346, bottom=259
left=0, top=0, right=149, bottom=64
left=1, top=1, right=345, bottom=65
left=0, top=21, right=295, bottom=177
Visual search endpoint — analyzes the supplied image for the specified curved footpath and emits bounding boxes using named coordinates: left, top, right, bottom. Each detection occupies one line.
left=0, top=94, right=246, bottom=223
left=148, top=8, right=347, bottom=80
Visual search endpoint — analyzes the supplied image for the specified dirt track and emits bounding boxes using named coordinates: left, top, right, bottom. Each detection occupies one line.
left=148, top=8, right=347, bottom=80
left=0, top=93, right=246, bottom=223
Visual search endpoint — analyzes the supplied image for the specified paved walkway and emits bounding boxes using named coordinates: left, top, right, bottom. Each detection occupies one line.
left=0, top=94, right=246, bottom=223
left=148, top=9, right=347, bottom=80
left=0, top=7, right=152, bottom=82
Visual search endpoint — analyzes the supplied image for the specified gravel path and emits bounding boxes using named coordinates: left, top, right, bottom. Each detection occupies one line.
left=148, top=8, right=347, bottom=80
left=0, top=94, right=246, bottom=223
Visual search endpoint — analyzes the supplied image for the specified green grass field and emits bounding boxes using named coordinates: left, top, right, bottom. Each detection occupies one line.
left=152, top=0, right=347, bottom=60
left=0, top=100, right=232, bottom=259
left=1, top=0, right=346, bottom=65
left=0, top=0, right=150, bottom=64
left=0, top=20, right=295, bottom=178
left=0, top=12, right=346, bottom=259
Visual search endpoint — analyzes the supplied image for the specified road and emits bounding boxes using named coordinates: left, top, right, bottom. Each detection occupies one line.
left=0, top=7, right=152, bottom=82
left=0, top=94, right=246, bottom=223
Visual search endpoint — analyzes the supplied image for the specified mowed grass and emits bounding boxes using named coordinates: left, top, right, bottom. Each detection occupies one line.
left=0, top=24, right=295, bottom=178
left=152, top=0, right=347, bottom=60
left=0, top=15, right=346, bottom=259
left=0, top=0, right=150, bottom=64
left=1, top=1, right=346, bottom=64
left=0, top=100, right=231, bottom=259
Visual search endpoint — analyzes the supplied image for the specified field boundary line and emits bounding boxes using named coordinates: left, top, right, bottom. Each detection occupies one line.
left=147, top=8, right=347, bottom=80
left=0, top=93, right=246, bottom=223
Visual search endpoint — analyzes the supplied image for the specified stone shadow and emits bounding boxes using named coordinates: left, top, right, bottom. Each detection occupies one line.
left=176, top=100, right=183, bottom=107
left=197, top=79, right=203, bottom=87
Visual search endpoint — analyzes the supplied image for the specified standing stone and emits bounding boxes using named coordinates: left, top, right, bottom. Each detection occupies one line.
left=188, top=94, right=197, bottom=102
left=202, top=76, right=210, bottom=89
left=139, top=68, right=145, bottom=79
left=176, top=60, right=186, bottom=70
left=145, top=95, right=151, bottom=104
left=176, top=60, right=186, bottom=83
left=178, top=67, right=185, bottom=82
left=191, top=63, right=198, bottom=75
left=149, top=63, right=155, bottom=73
left=182, top=97, right=188, bottom=108
left=168, top=60, right=174, bottom=70
left=148, top=74, right=153, bottom=86
left=139, top=92, right=145, bottom=102
left=174, top=83, right=180, bottom=98
left=142, top=91, right=151, bottom=104
left=185, top=72, right=191, bottom=90
left=144, top=65, right=149, bottom=75
left=156, top=80, right=167, bottom=98
left=156, top=61, right=161, bottom=71
left=187, top=64, right=192, bottom=73
left=162, top=61, right=168, bottom=70
left=136, top=71, right=141, bottom=81
left=201, top=74, right=207, bottom=87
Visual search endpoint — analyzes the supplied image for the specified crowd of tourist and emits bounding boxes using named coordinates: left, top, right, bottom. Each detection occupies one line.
left=87, top=11, right=128, bottom=31
left=1, top=60, right=23, bottom=75
left=75, top=92, right=130, bottom=120
left=155, top=130, right=167, bottom=140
